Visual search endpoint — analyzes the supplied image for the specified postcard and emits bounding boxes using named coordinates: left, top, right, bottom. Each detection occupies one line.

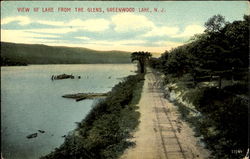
left=1, top=1, right=249, bottom=159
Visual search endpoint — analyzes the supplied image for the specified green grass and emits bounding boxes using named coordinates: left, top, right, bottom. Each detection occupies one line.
left=41, top=74, right=145, bottom=159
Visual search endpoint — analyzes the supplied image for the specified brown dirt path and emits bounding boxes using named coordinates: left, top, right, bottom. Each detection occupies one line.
left=120, top=70, right=210, bottom=159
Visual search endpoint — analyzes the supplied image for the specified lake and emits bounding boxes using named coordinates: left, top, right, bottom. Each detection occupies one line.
left=1, top=64, right=136, bottom=159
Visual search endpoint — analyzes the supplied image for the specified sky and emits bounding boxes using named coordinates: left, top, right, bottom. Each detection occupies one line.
left=1, top=1, right=249, bottom=53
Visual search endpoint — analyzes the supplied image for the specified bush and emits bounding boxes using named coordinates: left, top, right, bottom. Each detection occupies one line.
left=192, top=87, right=248, bottom=158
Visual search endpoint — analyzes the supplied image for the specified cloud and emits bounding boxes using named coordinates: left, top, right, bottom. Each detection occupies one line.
left=2, top=16, right=31, bottom=25
left=1, top=29, right=60, bottom=44
left=173, top=24, right=204, bottom=38
left=33, top=19, right=110, bottom=33
left=1, top=28, right=183, bottom=52
left=68, top=19, right=110, bottom=32
left=143, top=26, right=180, bottom=37
left=1, top=15, right=192, bottom=53
left=143, top=24, right=204, bottom=38
left=2, top=16, right=110, bottom=32
left=111, top=13, right=154, bottom=32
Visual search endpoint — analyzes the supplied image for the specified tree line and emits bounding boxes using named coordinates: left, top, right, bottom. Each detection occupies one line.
left=150, top=14, right=249, bottom=88
left=149, top=15, right=249, bottom=159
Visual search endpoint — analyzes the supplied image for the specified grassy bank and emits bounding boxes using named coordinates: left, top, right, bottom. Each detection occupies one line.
left=163, top=75, right=248, bottom=159
left=41, top=74, right=145, bottom=159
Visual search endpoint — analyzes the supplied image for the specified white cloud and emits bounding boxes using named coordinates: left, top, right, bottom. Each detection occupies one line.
left=2, top=16, right=31, bottom=25
left=173, top=24, right=204, bottom=38
left=2, top=16, right=110, bottom=32
left=143, top=24, right=204, bottom=38
left=111, top=13, right=154, bottom=32
left=1, top=29, right=60, bottom=44
left=143, top=26, right=180, bottom=37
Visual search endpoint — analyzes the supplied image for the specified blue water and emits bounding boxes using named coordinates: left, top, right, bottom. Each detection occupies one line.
left=1, top=64, right=136, bottom=159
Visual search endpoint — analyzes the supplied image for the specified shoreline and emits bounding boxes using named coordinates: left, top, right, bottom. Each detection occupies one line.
left=1, top=64, right=137, bottom=159
left=41, top=74, right=145, bottom=159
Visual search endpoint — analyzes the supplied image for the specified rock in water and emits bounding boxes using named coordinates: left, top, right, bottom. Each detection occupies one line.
left=53, top=74, right=74, bottom=80
left=26, top=133, right=38, bottom=139
left=38, top=130, right=45, bottom=133
left=62, top=93, right=108, bottom=101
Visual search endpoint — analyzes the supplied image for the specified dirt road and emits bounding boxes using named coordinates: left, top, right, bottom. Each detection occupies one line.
left=120, top=70, right=210, bottom=159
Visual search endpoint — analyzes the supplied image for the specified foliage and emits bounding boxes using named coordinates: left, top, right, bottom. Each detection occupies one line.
left=163, top=46, right=191, bottom=77
left=41, top=74, right=144, bottom=159
left=154, top=15, right=249, bottom=87
left=1, top=57, right=27, bottom=66
left=131, top=51, right=152, bottom=73
left=149, top=50, right=169, bottom=71
left=151, top=14, right=249, bottom=158
left=193, top=87, right=248, bottom=158
left=204, top=14, right=227, bottom=32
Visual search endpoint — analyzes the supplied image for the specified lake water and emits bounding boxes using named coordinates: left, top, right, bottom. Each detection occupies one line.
left=1, top=64, right=136, bottom=159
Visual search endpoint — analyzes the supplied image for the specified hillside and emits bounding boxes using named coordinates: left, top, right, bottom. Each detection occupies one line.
left=0, top=42, right=131, bottom=65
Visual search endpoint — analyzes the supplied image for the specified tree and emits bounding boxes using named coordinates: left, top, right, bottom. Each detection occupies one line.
left=165, top=46, right=190, bottom=77
left=131, top=51, right=152, bottom=73
left=205, top=14, right=227, bottom=33
left=224, top=15, right=249, bottom=69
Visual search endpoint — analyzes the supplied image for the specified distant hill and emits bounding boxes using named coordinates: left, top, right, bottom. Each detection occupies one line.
left=1, top=42, right=131, bottom=65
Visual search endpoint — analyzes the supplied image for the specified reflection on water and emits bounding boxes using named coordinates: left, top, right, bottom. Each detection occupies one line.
left=1, top=64, right=136, bottom=159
